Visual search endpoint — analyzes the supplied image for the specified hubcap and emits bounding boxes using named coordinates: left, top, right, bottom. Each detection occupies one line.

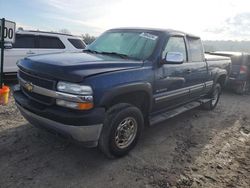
left=114, top=117, right=138, bottom=149
left=212, top=89, right=219, bottom=106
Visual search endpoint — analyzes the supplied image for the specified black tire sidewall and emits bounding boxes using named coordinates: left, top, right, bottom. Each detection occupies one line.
left=210, top=83, right=221, bottom=109
left=100, top=104, right=144, bottom=158
left=202, top=83, right=221, bottom=110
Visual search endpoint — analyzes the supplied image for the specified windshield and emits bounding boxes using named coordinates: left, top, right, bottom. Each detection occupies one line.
left=86, top=31, right=159, bottom=60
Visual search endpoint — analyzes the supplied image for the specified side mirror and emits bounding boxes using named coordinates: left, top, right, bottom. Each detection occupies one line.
left=164, top=52, right=184, bottom=64
left=4, top=43, right=13, bottom=49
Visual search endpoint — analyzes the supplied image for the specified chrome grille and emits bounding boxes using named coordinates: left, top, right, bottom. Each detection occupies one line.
left=19, top=70, right=56, bottom=90
left=19, top=70, right=56, bottom=105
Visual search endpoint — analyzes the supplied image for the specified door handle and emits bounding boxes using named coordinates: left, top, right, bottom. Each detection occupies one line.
left=185, top=69, right=192, bottom=74
left=26, top=51, right=35, bottom=55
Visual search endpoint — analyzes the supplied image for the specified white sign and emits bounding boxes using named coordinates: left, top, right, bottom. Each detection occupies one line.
left=0, top=19, right=16, bottom=43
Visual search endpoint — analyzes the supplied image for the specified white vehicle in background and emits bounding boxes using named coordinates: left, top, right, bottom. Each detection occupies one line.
left=3, top=30, right=86, bottom=74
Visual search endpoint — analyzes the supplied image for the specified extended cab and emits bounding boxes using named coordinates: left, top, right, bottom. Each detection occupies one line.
left=13, top=28, right=231, bottom=158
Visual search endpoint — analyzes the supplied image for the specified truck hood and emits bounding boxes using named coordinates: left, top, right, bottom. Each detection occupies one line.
left=17, top=52, right=143, bottom=82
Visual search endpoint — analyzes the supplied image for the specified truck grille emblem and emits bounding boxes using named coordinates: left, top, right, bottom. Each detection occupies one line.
left=24, top=82, right=34, bottom=92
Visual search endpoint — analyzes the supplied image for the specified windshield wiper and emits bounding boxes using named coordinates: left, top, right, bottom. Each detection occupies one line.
left=83, top=50, right=139, bottom=60
left=98, top=51, right=130, bottom=59
left=82, top=49, right=99, bottom=54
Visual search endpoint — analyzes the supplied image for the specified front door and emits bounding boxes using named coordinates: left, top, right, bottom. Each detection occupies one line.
left=153, top=36, right=191, bottom=112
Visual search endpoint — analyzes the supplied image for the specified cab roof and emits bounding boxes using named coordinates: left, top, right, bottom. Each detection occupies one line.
left=107, top=27, right=200, bottom=39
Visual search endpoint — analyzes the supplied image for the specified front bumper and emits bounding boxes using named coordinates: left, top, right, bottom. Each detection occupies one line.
left=16, top=103, right=103, bottom=147
left=14, top=88, right=105, bottom=147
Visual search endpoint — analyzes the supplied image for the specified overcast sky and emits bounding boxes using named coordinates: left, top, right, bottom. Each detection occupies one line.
left=1, top=0, right=250, bottom=40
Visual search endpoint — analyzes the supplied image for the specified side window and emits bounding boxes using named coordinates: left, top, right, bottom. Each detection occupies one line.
left=38, top=36, right=65, bottom=49
left=12, top=34, right=36, bottom=48
left=68, top=38, right=86, bottom=49
left=162, top=37, right=187, bottom=61
left=187, top=37, right=204, bottom=62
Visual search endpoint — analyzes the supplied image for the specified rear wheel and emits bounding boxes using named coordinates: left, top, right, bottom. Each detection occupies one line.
left=98, top=103, right=144, bottom=158
left=202, top=83, right=221, bottom=110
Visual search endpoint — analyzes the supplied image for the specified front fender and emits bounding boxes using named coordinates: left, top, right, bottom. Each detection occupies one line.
left=99, top=82, right=153, bottom=109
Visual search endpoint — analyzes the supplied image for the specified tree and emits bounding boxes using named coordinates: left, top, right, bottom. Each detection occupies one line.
left=81, top=33, right=96, bottom=45
left=58, top=29, right=71, bottom=35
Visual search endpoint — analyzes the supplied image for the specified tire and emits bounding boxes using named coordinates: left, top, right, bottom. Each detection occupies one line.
left=202, top=83, right=221, bottom=110
left=235, top=81, right=248, bottom=95
left=98, top=103, right=144, bottom=158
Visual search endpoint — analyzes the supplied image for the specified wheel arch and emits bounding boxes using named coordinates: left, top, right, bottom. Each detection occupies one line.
left=214, top=70, right=227, bottom=87
left=99, top=82, right=153, bottom=116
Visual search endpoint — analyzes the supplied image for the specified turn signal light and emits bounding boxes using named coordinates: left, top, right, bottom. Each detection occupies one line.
left=78, top=102, right=94, bottom=110
left=56, top=99, right=93, bottom=110
left=240, top=65, right=247, bottom=74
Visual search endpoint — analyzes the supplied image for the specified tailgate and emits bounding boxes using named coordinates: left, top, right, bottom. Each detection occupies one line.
left=230, top=64, right=241, bottom=78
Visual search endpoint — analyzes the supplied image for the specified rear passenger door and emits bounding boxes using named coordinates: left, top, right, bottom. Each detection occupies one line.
left=37, top=35, right=66, bottom=55
left=185, top=36, right=208, bottom=98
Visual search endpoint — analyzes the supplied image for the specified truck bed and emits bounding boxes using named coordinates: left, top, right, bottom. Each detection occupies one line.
left=205, top=53, right=232, bottom=77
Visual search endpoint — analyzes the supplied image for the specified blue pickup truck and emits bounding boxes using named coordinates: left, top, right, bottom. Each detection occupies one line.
left=13, top=28, right=231, bottom=158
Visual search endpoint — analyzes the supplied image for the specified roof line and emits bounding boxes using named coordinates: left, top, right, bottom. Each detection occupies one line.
left=107, top=27, right=200, bottom=38
left=16, top=30, right=75, bottom=37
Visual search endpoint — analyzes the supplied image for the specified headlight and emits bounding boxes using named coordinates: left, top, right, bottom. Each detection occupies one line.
left=57, top=81, right=93, bottom=95
left=56, top=81, right=94, bottom=110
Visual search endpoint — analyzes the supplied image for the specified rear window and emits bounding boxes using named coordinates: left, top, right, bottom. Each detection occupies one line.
left=242, top=55, right=250, bottom=66
left=230, top=56, right=243, bottom=65
left=188, top=37, right=204, bottom=62
left=38, top=36, right=65, bottom=49
left=68, top=38, right=86, bottom=49
left=13, top=34, right=36, bottom=48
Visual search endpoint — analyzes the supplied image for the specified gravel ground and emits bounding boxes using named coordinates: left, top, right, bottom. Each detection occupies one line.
left=0, top=90, right=249, bottom=188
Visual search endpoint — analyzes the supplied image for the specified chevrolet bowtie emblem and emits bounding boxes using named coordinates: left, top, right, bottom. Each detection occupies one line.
left=24, top=82, right=34, bottom=92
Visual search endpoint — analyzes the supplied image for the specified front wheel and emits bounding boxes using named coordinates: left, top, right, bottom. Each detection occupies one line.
left=98, top=103, right=144, bottom=158
left=202, top=83, right=221, bottom=110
